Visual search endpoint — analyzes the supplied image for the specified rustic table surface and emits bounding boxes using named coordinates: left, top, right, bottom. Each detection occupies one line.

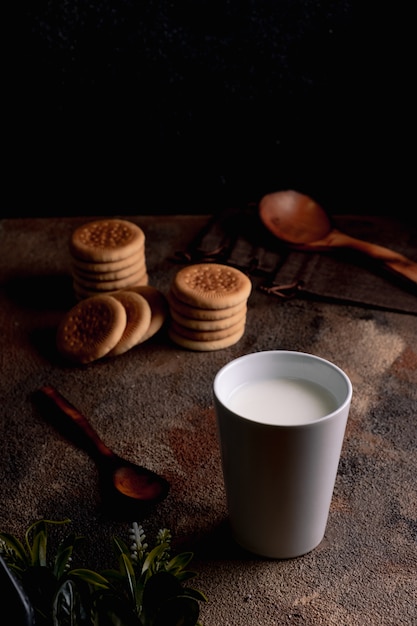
left=1, top=215, right=416, bottom=626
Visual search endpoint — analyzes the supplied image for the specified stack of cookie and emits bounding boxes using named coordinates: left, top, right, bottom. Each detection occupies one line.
left=167, top=263, right=252, bottom=351
left=56, top=285, right=168, bottom=364
left=69, top=219, right=148, bottom=300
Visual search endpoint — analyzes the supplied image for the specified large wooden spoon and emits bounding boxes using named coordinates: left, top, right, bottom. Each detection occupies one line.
left=259, top=190, right=417, bottom=285
left=36, top=386, right=169, bottom=513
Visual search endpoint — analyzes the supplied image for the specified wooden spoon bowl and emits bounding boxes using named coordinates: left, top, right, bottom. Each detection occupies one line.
left=259, top=190, right=417, bottom=286
left=35, top=386, right=170, bottom=516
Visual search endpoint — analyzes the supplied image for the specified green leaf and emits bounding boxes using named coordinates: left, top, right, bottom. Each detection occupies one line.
left=166, top=552, right=194, bottom=574
left=53, top=545, right=73, bottom=580
left=54, top=532, right=85, bottom=574
left=141, top=543, right=169, bottom=577
left=0, top=531, right=29, bottom=567
left=119, top=553, right=137, bottom=604
left=175, top=571, right=198, bottom=584
left=1, top=519, right=208, bottom=626
left=54, top=577, right=93, bottom=626
left=31, top=528, right=48, bottom=567
left=112, top=536, right=131, bottom=559
left=53, top=579, right=78, bottom=626
left=100, top=568, right=126, bottom=584
left=119, top=552, right=135, bottom=578
left=165, top=552, right=199, bottom=586
left=181, top=587, right=208, bottom=603
left=69, top=568, right=112, bottom=590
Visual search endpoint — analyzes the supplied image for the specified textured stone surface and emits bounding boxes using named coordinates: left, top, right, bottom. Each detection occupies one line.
left=1, top=214, right=416, bottom=625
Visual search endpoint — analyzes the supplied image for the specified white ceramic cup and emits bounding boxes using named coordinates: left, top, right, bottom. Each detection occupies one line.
left=213, top=350, right=352, bottom=559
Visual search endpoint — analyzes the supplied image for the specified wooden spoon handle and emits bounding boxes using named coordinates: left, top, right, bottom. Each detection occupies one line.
left=39, top=386, right=115, bottom=459
left=312, top=230, right=417, bottom=286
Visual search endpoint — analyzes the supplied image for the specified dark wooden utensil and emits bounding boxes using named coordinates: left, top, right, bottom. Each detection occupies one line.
left=259, top=190, right=417, bottom=286
left=36, top=386, right=169, bottom=512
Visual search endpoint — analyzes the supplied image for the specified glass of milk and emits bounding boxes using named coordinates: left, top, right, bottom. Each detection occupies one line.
left=213, top=350, right=352, bottom=559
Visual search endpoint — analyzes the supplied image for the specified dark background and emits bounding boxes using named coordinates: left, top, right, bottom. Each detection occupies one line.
left=3, top=2, right=414, bottom=218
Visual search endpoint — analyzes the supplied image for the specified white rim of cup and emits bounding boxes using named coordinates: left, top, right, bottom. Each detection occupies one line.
left=213, top=349, right=353, bottom=428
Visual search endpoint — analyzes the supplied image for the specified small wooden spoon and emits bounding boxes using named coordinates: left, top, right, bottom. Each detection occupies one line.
left=37, top=386, right=169, bottom=509
left=259, top=190, right=417, bottom=285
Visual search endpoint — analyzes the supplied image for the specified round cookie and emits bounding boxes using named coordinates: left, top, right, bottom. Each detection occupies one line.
left=73, top=272, right=149, bottom=300
left=170, top=317, right=245, bottom=341
left=170, top=305, right=246, bottom=331
left=70, top=219, right=145, bottom=262
left=71, top=245, right=145, bottom=274
left=56, top=295, right=127, bottom=364
left=72, top=264, right=148, bottom=292
left=72, top=257, right=146, bottom=282
left=171, top=263, right=252, bottom=310
left=167, top=290, right=246, bottom=321
left=126, top=285, right=168, bottom=342
left=107, top=291, right=152, bottom=356
left=168, top=324, right=245, bottom=351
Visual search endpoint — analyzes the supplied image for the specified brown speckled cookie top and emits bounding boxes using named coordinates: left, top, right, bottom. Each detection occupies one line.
left=70, top=219, right=145, bottom=262
left=56, top=294, right=127, bottom=363
left=171, top=263, right=252, bottom=309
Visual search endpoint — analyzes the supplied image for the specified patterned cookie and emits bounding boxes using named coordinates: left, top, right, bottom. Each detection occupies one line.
left=170, top=304, right=246, bottom=331
left=167, top=290, right=246, bottom=321
left=107, top=291, right=152, bottom=356
left=170, top=317, right=245, bottom=341
left=71, top=246, right=145, bottom=273
left=171, top=263, right=252, bottom=310
left=72, top=264, right=147, bottom=292
left=168, top=324, right=245, bottom=351
left=56, top=295, right=127, bottom=364
left=72, top=257, right=146, bottom=282
left=126, top=285, right=168, bottom=342
left=73, top=272, right=149, bottom=300
left=70, top=219, right=145, bottom=262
